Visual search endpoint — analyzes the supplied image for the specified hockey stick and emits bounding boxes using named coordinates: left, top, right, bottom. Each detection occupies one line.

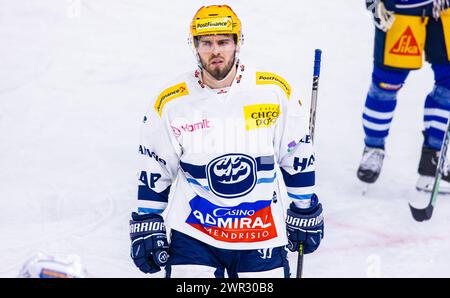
left=309, top=49, right=322, bottom=142
left=296, top=49, right=322, bottom=278
left=409, top=118, right=450, bottom=221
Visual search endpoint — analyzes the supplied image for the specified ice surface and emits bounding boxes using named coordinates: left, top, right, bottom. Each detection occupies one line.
left=1, top=0, right=449, bottom=277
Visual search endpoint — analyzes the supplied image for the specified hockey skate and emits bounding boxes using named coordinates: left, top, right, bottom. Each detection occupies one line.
left=416, top=145, right=450, bottom=193
left=357, top=146, right=385, bottom=183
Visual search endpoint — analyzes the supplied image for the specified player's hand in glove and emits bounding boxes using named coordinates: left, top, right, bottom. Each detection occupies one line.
left=286, top=195, right=324, bottom=254
left=129, top=212, right=169, bottom=274
left=366, top=0, right=395, bottom=32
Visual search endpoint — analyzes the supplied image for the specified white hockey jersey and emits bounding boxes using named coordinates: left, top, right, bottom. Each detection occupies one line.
left=136, top=63, right=316, bottom=250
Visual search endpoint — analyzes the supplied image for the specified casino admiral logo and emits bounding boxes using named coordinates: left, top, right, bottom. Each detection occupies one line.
left=186, top=195, right=277, bottom=243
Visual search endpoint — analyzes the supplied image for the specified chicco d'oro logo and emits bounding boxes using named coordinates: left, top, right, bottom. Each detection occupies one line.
left=243, top=104, right=280, bottom=131
left=154, top=82, right=189, bottom=116
left=256, top=72, right=291, bottom=99
left=207, top=154, right=257, bottom=198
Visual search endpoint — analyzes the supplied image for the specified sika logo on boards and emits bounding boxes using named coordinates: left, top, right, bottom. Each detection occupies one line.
left=389, top=26, right=421, bottom=56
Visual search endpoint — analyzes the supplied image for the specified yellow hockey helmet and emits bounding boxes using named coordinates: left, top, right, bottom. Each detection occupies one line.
left=189, top=5, right=243, bottom=46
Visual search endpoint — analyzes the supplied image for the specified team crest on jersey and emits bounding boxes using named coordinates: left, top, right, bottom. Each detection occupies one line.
left=186, top=195, right=277, bottom=243
left=256, top=72, right=291, bottom=99
left=154, top=82, right=189, bottom=116
left=243, top=104, right=280, bottom=131
left=206, top=153, right=257, bottom=198
left=389, top=26, right=421, bottom=56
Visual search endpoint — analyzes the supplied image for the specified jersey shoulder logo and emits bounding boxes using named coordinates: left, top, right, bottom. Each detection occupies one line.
left=389, top=26, right=421, bottom=56
left=154, top=82, right=189, bottom=116
left=256, top=72, right=291, bottom=99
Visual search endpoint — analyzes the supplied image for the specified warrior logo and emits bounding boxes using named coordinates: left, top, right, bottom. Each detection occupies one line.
left=258, top=248, right=273, bottom=259
left=207, top=153, right=257, bottom=198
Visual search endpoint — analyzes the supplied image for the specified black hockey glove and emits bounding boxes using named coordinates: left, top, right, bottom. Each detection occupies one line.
left=286, top=195, right=324, bottom=254
left=129, top=212, right=169, bottom=274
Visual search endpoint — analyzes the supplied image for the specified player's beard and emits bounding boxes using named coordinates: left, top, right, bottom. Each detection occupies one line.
left=201, top=52, right=236, bottom=81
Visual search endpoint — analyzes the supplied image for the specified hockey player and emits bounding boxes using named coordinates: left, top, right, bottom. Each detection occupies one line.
left=357, top=0, right=450, bottom=191
left=129, top=5, right=324, bottom=278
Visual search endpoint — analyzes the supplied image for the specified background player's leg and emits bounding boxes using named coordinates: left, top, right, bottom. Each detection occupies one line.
left=358, top=64, right=410, bottom=183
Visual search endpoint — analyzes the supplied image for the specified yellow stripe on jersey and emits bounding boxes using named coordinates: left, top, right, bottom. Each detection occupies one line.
left=256, top=72, right=292, bottom=99
left=154, top=82, right=189, bottom=116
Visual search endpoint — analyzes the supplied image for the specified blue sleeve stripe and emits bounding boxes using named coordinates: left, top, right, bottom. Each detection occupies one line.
left=281, top=168, right=315, bottom=187
left=186, top=178, right=203, bottom=187
left=180, top=161, right=206, bottom=179
left=137, top=207, right=164, bottom=214
left=257, top=172, right=276, bottom=184
left=138, top=185, right=171, bottom=203
left=288, top=193, right=313, bottom=200
left=186, top=178, right=210, bottom=191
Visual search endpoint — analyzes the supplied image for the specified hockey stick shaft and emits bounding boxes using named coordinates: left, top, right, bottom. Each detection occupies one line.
left=297, top=49, right=322, bottom=278
left=409, top=117, right=450, bottom=221
left=309, top=49, right=322, bottom=143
